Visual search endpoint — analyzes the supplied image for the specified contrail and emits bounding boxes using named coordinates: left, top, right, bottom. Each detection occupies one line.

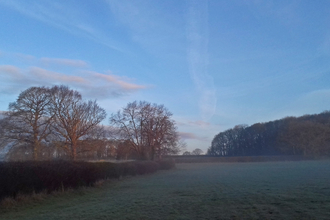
left=186, top=0, right=216, bottom=122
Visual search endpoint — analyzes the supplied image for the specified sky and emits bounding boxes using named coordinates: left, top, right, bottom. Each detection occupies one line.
left=1, top=0, right=330, bottom=153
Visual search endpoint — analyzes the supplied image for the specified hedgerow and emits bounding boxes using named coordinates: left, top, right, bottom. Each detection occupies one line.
left=169, top=155, right=317, bottom=163
left=0, top=160, right=175, bottom=201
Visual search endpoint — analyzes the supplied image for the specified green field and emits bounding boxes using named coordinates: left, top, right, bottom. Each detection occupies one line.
left=1, top=160, right=330, bottom=220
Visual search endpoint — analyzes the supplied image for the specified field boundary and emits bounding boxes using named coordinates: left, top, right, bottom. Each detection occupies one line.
left=165, top=155, right=326, bottom=163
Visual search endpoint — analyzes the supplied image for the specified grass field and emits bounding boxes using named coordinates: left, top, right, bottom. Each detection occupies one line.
left=1, top=160, right=330, bottom=220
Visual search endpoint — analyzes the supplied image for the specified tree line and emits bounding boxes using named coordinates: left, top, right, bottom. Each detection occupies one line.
left=182, top=148, right=204, bottom=155
left=207, top=111, right=330, bottom=157
left=0, top=85, right=181, bottom=161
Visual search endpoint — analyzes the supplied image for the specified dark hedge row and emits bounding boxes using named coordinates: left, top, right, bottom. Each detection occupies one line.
left=168, top=155, right=318, bottom=163
left=0, top=160, right=175, bottom=201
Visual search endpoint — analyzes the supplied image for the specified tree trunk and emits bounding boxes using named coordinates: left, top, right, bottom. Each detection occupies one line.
left=140, top=151, right=148, bottom=160
left=33, top=134, right=39, bottom=161
left=71, top=140, right=77, bottom=160
left=150, top=146, right=155, bottom=161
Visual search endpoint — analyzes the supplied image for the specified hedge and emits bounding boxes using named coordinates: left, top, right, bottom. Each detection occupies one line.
left=0, top=159, right=175, bottom=201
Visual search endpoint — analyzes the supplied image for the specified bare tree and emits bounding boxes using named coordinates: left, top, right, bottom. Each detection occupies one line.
left=0, top=87, right=53, bottom=160
left=110, top=101, right=148, bottom=159
left=50, top=85, right=106, bottom=160
left=278, top=120, right=330, bottom=156
left=192, top=148, right=203, bottom=155
left=109, top=101, right=180, bottom=160
left=116, top=139, right=136, bottom=160
left=182, top=151, right=191, bottom=155
left=143, top=103, right=180, bottom=159
left=79, top=125, right=113, bottom=160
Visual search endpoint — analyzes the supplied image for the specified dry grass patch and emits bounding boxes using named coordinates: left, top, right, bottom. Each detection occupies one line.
left=0, top=190, right=48, bottom=210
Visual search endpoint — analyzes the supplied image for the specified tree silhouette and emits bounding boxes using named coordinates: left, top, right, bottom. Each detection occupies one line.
left=182, top=151, right=191, bottom=155
left=50, top=85, right=106, bottom=160
left=0, top=86, right=53, bottom=160
left=109, top=101, right=179, bottom=160
left=192, top=148, right=203, bottom=155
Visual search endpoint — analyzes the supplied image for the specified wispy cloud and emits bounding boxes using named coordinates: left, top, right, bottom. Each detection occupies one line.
left=178, top=132, right=208, bottom=142
left=40, top=58, right=88, bottom=68
left=0, top=65, right=38, bottom=94
left=29, top=67, right=87, bottom=84
left=8, top=52, right=88, bottom=68
left=106, top=0, right=154, bottom=33
left=178, top=132, right=199, bottom=140
left=105, top=0, right=184, bottom=56
left=14, top=53, right=36, bottom=62
left=0, top=0, right=123, bottom=52
left=218, top=62, right=328, bottom=100
left=0, top=65, right=22, bottom=78
left=241, top=0, right=301, bottom=27
left=188, top=120, right=211, bottom=127
left=175, top=117, right=221, bottom=149
left=186, top=0, right=216, bottom=121
left=0, top=65, right=146, bottom=99
left=89, top=71, right=147, bottom=91
left=177, top=120, right=211, bottom=128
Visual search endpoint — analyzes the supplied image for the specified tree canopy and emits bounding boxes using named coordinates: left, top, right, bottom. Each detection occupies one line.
left=0, top=89, right=183, bottom=161
left=207, top=111, right=330, bottom=157
left=50, top=85, right=106, bottom=160
left=0, top=85, right=106, bottom=160
left=109, top=101, right=180, bottom=160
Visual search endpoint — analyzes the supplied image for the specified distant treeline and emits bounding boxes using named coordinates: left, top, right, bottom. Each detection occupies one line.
left=167, top=155, right=317, bottom=163
left=207, top=111, right=330, bottom=157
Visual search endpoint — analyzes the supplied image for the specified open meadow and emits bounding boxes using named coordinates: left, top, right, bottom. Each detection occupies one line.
left=1, top=160, right=330, bottom=220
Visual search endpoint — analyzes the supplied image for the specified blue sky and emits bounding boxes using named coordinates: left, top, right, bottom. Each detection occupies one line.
left=1, top=0, right=330, bottom=153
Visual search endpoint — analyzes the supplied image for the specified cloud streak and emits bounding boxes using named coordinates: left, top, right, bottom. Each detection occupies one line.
left=29, top=67, right=87, bottom=84
left=2, top=51, right=89, bottom=69
left=0, top=0, right=123, bottom=52
left=186, top=0, right=217, bottom=121
left=105, top=0, right=185, bottom=57
left=90, top=71, right=146, bottom=91
left=0, top=65, right=22, bottom=78
left=0, top=65, right=146, bottom=99
left=178, top=132, right=208, bottom=142
left=178, top=132, right=199, bottom=140
left=177, top=120, right=211, bottom=128
left=40, top=58, right=88, bottom=68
